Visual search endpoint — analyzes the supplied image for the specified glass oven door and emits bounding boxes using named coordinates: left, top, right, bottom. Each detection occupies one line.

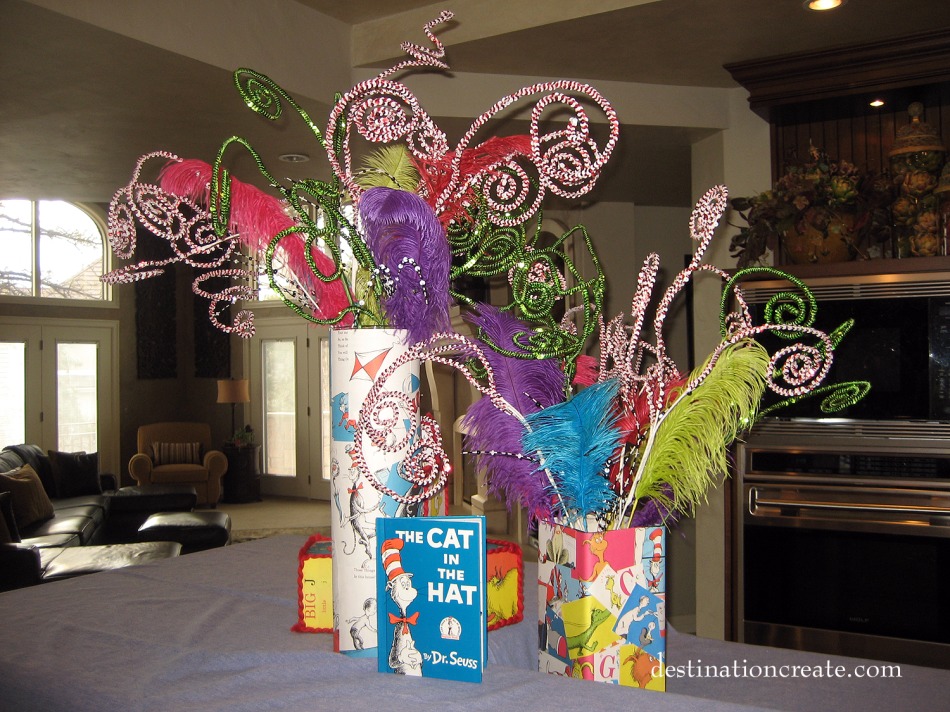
left=740, top=479, right=950, bottom=668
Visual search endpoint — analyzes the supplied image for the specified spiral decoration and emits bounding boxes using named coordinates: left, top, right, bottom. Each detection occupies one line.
left=326, top=80, right=442, bottom=201
left=447, top=218, right=524, bottom=279
left=233, top=68, right=326, bottom=146
left=320, top=10, right=618, bottom=235
left=352, top=333, right=521, bottom=505
left=475, top=160, right=541, bottom=227
left=102, top=153, right=240, bottom=284
left=97, top=13, right=870, bottom=532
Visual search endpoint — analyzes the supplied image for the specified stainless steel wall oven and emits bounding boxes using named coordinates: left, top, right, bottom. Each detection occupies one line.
left=734, top=267, right=950, bottom=670
left=737, top=435, right=950, bottom=669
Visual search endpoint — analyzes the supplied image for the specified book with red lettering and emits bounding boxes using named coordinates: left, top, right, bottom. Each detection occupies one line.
left=291, top=533, right=333, bottom=634
left=376, top=516, right=487, bottom=683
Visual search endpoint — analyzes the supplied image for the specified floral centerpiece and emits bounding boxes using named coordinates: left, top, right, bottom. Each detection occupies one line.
left=100, top=9, right=869, bottom=534
left=730, top=144, right=891, bottom=267
left=99, top=11, right=869, bottom=685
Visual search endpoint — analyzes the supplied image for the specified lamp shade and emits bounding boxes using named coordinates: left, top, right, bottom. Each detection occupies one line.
left=217, top=379, right=251, bottom=404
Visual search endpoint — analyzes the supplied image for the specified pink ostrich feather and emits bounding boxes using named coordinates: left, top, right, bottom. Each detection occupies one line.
left=159, top=159, right=352, bottom=324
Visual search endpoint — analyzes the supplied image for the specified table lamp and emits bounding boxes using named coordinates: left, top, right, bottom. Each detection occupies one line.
left=217, top=378, right=251, bottom=438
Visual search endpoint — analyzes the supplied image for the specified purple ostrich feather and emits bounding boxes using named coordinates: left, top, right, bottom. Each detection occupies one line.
left=462, top=305, right=566, bottom=518
left=359, top=187, right=452, bottom=344
left=630, top=485, right=680, bottom=527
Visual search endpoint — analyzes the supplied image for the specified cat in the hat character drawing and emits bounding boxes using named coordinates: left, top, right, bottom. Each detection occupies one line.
left=646, top=528, right=664, bottom=592
left=382, top=538, right=423, bottom=676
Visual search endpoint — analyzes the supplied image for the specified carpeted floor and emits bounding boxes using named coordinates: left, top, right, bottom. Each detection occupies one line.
left=215, top=497, right=331, bottom=532
left=230, top=526, right=331, bottom=544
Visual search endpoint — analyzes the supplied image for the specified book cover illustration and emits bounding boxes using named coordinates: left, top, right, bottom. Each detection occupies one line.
left=292, top=534, right=333, bottom=634
left=377, top=516, right=487, bottom=683
left=537, top=521, right=666, bottom=691
left=486, top=539, right=523, bottom=631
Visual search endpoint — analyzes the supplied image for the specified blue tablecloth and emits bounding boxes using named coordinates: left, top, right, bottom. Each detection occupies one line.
left=1, top=535, right=945, bottom=711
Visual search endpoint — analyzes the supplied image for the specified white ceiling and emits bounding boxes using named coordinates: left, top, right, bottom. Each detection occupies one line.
left=2, top=0, right=949, bottom=208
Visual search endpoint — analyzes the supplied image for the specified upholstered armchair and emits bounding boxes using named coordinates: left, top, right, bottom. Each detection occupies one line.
left=129, top=423, right=228, bottom=507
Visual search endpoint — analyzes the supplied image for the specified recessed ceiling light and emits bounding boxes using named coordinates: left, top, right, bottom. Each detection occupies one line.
left=804, top=0, right=846, bottom=10
left=278, top=153, right=310, bottom=163
left=869, top=99, right=885, bottom=108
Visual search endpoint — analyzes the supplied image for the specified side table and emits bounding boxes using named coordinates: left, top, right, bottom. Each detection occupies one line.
left=221, top=445, right=262, bottom=503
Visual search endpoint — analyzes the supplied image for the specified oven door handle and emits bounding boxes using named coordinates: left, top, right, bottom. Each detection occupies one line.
left=749, top=488, right=950, bottom=516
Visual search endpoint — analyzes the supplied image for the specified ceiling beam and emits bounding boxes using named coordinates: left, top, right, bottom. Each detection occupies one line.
left=350, top=0, right=661, bottom=68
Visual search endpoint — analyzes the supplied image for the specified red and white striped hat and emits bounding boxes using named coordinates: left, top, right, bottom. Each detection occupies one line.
left=381, top=537, right=411, bottom=584
left=649, top=528, right=663, bottom=562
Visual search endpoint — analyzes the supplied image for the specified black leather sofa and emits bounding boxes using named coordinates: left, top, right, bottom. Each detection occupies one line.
left=0, top=444, right=195, bottom=592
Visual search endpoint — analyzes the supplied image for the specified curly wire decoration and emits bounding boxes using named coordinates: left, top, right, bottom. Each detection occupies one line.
left=647, top=186, right=729, bottom=407
left=351, top=333, right=525, bottom=504
left=379, top=10, right=454, bottom=79
left=597, top=252, right=660, bottom=400
left=434, top=80, right=619, bottom=225
left=323, top=12, right=618, bottom=229
left=590, top=184, right=842, bottom=426
left=100, top=152, right=258, bottom=337
left=193, top=268, right=256, bottom=337
left=595, top=188, right=728, bottom=409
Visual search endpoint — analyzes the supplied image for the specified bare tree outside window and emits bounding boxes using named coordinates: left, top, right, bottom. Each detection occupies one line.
left=0, top=199, right=106, bottom=300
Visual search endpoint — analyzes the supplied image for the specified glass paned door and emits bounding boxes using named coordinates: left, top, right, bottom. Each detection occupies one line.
left=262, top=339, right=297, bottom=477
left=248, top=318, right=329, bottom=500
left=0, top=341, right=27, bottom=444
left=56, top=342, right=99, bottom=453
left=0, top=319, right=118, bottom=475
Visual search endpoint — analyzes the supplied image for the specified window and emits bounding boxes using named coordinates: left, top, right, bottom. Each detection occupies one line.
left=0, top=199, right=108, bottom=301
left=262, top=338, right=298, bottom=476
left=0, top=318, right=119, bottom=476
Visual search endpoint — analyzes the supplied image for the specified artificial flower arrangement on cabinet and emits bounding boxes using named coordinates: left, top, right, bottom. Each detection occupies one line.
left=729, top=143, right=891, bottom=267
left=100, top=11, right=868, bottom=687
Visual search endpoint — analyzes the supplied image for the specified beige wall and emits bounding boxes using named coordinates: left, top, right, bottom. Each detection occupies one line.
left=690, top=88, right=771, bottom=639
left=24, top=0, right=352, bottom=103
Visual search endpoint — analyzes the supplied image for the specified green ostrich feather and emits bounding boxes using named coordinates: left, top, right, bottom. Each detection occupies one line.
left=355, top=145, right=420, bottom=192
left=632, top=339, right=769, bottom=518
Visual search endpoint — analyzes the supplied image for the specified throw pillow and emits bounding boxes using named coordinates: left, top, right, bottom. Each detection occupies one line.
left=0, top=465, right=55, bottom=531
left=0, top=491, right=19, bottom=543
left=48, top=450, right=101, bottom=498
left=152, top=442, right=202, bottom=466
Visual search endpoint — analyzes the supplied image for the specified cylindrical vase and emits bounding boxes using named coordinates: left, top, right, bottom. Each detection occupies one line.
left=329, top=327, right=420, bottom=656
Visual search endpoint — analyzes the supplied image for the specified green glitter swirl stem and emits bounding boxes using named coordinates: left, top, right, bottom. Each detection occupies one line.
left=446, top=198, right=530, bottom=280
left=230, top=70, right=385, bottom=323
left=233, top=68, right=328, bottom=152
left=757, top=380, right=871, bottom=418
left=208, top=136, right=284, bottom=237
left=720, top=267, right=818, bottom=341
left=468, top=222, right=605, bottom=383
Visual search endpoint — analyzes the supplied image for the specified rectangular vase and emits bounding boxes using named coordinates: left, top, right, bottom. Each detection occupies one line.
left=329, top=327, right=420, bottom=656
left=537, top=520, right=666, bottom=690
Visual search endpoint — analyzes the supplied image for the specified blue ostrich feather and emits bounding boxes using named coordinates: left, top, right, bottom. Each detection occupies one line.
left=522, top=378, right=622, bottom=521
